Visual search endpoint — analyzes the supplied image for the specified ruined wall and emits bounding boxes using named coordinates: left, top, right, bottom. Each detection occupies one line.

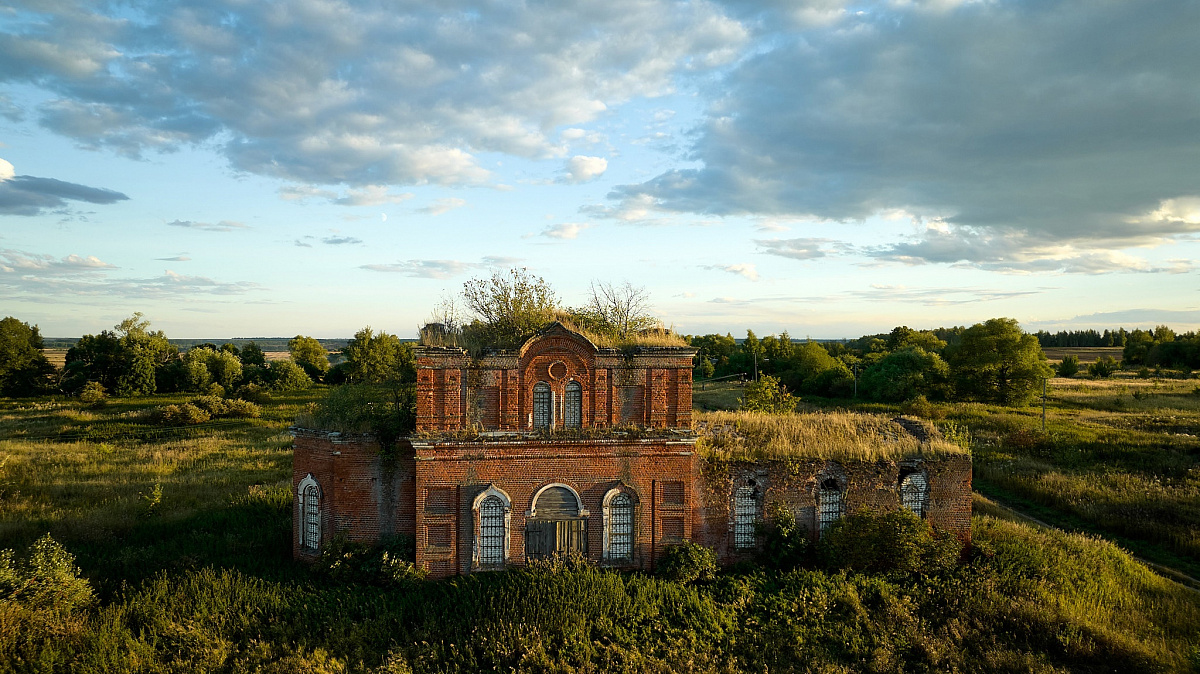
left=694, top=454, right=973, bottom=565
left=292, top=430, right=416, bottom=559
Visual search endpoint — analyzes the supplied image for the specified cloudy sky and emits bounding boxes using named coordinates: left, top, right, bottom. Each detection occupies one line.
left=2, top=0, right=1197, bottom=338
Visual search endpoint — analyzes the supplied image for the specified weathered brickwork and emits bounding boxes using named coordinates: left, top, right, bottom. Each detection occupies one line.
left=293, top=322, right=972, bottom=576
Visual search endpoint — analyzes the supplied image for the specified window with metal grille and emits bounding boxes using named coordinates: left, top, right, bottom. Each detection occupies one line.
left=533, top=382, right=552, bottom=429
left=818, top=480, right=842, bottom=536
left=478, top=496, right=505, bottom=566
left=564, top=381, right=582, bottom=428
left=303, top=484, right=320, bottom=550
left=900, top=473, right=928, bottom=518
left=608, top=493, right=633, bottom=561
left=733, top=487, right=758, bottom=549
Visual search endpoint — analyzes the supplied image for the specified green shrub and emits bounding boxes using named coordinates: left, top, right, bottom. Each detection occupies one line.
left=156, top=402, right=211, bottom=425
left=268, top=360, right=312, bottom=391
left=316, top=536, right=425, bottom=586
left=819, top=508, right=961, bottom=578
left=0, top=535, right=94, bottom=613
left=757, top=501, right=808, bottom=570
left=222, top=398, right=261, bottom=418
left=1057, top=354, right=1080, bottom=377
left=235, top=382, right=272, bottom=404
left=1088, top=355, right=1119, bottom=378
left=190, top=395, right=229, bottom=416
left=657, top=541, right=717, bottom=583
left=77, top=381, right=107, bottom=406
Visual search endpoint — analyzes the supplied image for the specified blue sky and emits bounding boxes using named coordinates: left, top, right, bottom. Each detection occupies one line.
left=2, top=0, right=1198, bottom=339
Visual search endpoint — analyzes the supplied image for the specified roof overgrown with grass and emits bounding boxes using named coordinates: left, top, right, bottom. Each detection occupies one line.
left=419, top=314, right=689, bottom=353
left=694, top=409, right=967, bottom=462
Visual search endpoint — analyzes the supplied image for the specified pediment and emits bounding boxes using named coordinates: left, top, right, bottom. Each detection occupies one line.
left=518, top=321, right=598, bottom=357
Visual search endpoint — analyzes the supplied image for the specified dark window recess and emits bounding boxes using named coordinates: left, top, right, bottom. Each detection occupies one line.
left=426, top=487, right=454, bottom=513
left=526, top=519, right=588, bottom=560
left=533, top=383, right=552, bottom=429
left=427, top=524, right=452, bottom=550
left=609, top=493, right=634, bottom=561
left=733, top=487, right=757, bottom=549
left=661, top=481, right=685, bottom=506
left=564, top=381, right=582, bottom=428
left=479, top=496, right=505, bottom=566
left=661, top=516, right=685, bottom=542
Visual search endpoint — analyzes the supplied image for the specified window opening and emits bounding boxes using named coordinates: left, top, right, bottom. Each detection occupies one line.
left=733, top=486, right=758, bottom=549
left=302, top=483, right=320, bottom=550
left=479, top=496, right=505, bottom=566
left=817, top=479, right=842, bottom=536
left=564, top=381, right=582, bottom=428
left=609, top=492, right=633, bottom=561
left=533, top=382, right=552, bottom=429
left=900, top=473, right=928, bottom=518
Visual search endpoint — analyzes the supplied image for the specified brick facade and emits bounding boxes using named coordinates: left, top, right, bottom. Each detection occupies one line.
left=293, top=323, right=973, bottom=578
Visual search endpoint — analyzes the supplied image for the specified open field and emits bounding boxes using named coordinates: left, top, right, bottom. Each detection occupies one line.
left=1, top=385, right=1199, bottom=671
left=1042, top=346, right=1126, bottom=363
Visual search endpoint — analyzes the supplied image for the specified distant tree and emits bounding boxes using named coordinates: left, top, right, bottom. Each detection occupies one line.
left=945, top=318, right=1053, bottom=405
left=461, top=268, right=558, bottom=348
left=778, top=341, right=853, bottom=397
left=288, top=335, right=330, bottom=381
left=0, top=317, right=56, bottom=397
left=1122, top=329, right=1155, bottom=364
left=860, top=346, right=950, bottom=402
left=65, top=313, right=176, bottom=396
left=181, top=347, right=243, bottom=392
left=1088, top=355, right=1119, bottom=378
left=267, top=360, right=312, bottom=391
left=741, top=375, right=796, bottom=414
left=885, top=326, right=947, bottom=354
left=1057, top=354, right=1081, bottom=378
left=690, top=333, right=737, bottom=374
left=342, top=327, right=416, bottom=386
left=240, top=341, right=267, bottom=367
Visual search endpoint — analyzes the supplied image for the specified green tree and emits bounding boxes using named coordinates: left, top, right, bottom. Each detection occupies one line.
left=65, top=313, right=176, bottom=396
left=0, top=317, right=55, bottom=397
left=461, top=268, right=558, bottom=348
left=267, top=360, right=312, bottom=391
left=181, top=347, right=243, bottom=392
left=240, top=341, right=267, bottom=367
left=288, top=335, right=330, bottom=380
left=1088, top=355, right=1119, bottom=378
left=946, top=318, right=1052, bottom=405
left=1057, top=354, right=1081, bottom=377
left=741, top=374, right=796, bottom=414
left=342, top=328, right=415, bottom=385
left=860, top=346, right=950, bottom=402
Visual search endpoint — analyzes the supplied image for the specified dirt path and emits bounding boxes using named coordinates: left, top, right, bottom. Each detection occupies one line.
left=975, top=490, right=1200, bottom=595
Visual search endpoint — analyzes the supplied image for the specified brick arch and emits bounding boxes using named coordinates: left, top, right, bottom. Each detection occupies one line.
left=517, top=325, right=598, bottom=429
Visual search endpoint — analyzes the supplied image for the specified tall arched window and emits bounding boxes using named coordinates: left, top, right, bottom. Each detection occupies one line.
left=533, top=382, right=552, bottom=429
left=564, top=381, right=582, bottom=428
left=478, top=496, right=506, bottom=566
left=298, top=474, right=321, bottom=552
left=817, top=478, right=842, bottom=536
left=900, top=473, right=928, bottom=518
left=607, top=492, right=634, bottom=561
left=733, top=486, right=758, bottom=549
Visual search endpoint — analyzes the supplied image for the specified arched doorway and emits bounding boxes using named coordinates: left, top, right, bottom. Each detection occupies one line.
left=526, top=485, right=588, bottom=560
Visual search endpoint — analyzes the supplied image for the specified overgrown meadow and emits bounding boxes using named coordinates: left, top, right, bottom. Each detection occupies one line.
left=2, top=384, right=1199, bottom=672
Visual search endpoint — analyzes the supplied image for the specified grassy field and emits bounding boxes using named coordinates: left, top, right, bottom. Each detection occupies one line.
left=1042, top=346, right=1126, bottom=363
left=1, top=384, right=1199, bottom=671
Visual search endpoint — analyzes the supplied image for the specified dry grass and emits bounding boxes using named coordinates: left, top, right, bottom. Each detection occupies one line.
left=694, top=409, right=966, bottom=462
left=418, top=315, right=690, bottom=350
left=1042, top=346, right=1125, bottom=363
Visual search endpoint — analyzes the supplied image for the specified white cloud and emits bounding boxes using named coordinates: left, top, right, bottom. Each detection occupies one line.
left=418, top=197, right=467, bottom=216
left=167, top=220, right=248, bottom=232
left=0, top=158, right=14, bottom=182
left=563, top=156, right=608, bottom=184
left=8, top=0, right=748, bottom=186
left=0, top=249, right=116, bottom=274
left=361, top=255, right=520, bottom=279
left=540, top=223, right=590, bottom=240
left=279, top=184, right=414, bottom=206
left=702, top=263, right=759, bottom=281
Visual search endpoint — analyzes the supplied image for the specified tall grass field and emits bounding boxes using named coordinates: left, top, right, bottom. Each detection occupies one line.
left=1, top=383, right=1198, bottom=672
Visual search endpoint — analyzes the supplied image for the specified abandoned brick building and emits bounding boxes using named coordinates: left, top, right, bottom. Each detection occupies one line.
left=292, top=322, right=972, bottom=578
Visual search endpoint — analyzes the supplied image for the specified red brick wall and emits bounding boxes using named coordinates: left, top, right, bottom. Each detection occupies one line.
left=292, top=430, right=415, bottom=560
left=414, top=323, right=696, bottom=433
left=412, top=437, right=698, bottom=578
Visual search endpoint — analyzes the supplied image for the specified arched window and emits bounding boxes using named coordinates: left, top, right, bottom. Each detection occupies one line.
left=478, top=496, right=506, bottom=566
left=533, top=382, right=552, bottom=429
left=298, top=474, right=321, bottom=552
left=564, top=381, right=582, bottom=428
left=900, top=473, right=928, bottom=518
left=605, top=491, right=634, bottom=562
left=817, top=478, right=842, bottom=536
left=733, top=486, right=758, bottom=549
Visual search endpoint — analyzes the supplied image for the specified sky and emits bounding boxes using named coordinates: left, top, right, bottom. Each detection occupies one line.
left=1, top=0, right=1198, bottom=339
